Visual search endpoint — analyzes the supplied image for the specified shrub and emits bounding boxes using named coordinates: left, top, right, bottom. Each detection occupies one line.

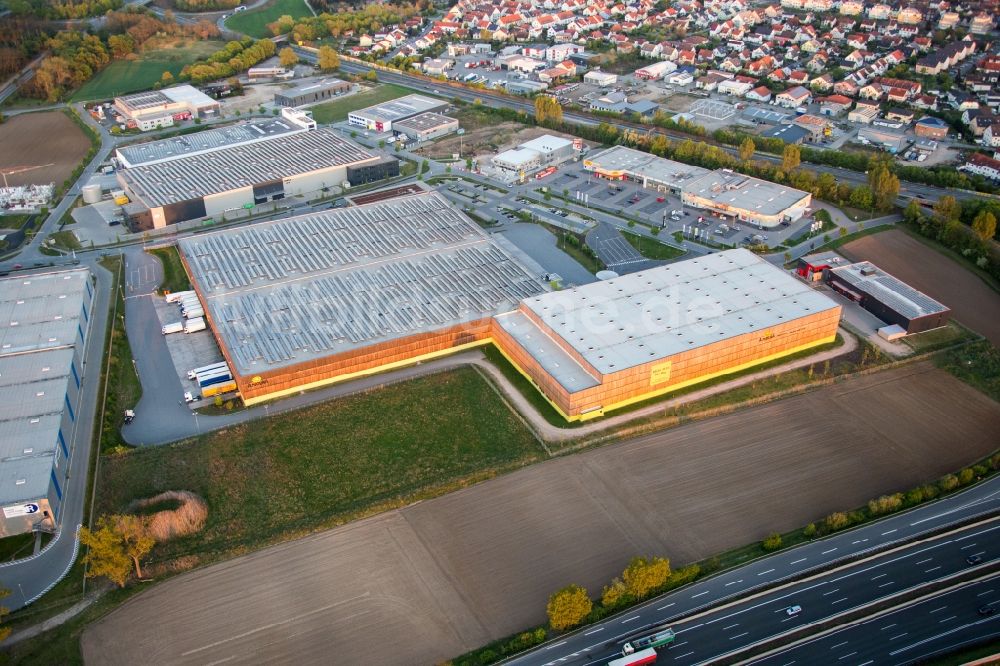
left=905, top=488, right=925, bottom=506
left=867, top=493, right=904, bottom=516
left=128, top=491, right=208, bottom=542
left=762, top=532, right=783, bottom=551
left=803, top=523, right=817, bottom=538
left=824, top=511, right=850, bottom=532
left=622, top=556, right=671, bottom=599
left=938, top=474, right=959, bottom=492
left=974, top=464, right=989, bottom=477
left=546, top=584, right=592, bottom=631
left=601, top=578, right=628, bottom=610
left=922, top=484, right=940, bottom=500
left=991, top=453, right=1000, bottom=471
left=849, top=510, right=865, bottom=525
left=957, top=468, right=975, bottom=485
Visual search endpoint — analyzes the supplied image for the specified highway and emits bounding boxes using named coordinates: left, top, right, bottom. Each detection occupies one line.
left=749, top=575, right=1000, bottom=666
left=329, top=58, right=986, bottom=206
left=508, top=482, right=1000, bottom=666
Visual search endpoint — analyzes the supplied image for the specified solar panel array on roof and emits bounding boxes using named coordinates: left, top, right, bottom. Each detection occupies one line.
left=830, top=262, right=949, bottom=320
left=179, top=193, right=545, bottom=375
left=116, top=119, right=304, bottom=167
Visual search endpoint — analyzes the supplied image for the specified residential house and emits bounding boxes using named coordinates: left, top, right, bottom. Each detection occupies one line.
left=818, top=94, right=852, bottom=115
left=745, top=85, right=772, bottom=102
left=775, top=85, right=812, bottom=108
left=959, top=153, right=1000, bottom=181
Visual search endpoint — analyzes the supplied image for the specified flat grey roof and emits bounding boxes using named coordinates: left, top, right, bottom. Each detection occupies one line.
left=393, top=112, right=457, bottom=132
left=0, top=269, right=91, bottom=505
left=519, top=249, right=839, bottom=377
left=682, top=170, right=810, bottom=217
left=117, top=85, right=216, bottom=111
left=830, top=261, right=949, bottom=320
left=278, top=77, right=349, bottom=97
left=349, top=94, right=446, bottom=123
left=584, top=146, right=710, bottom=187
left=179, top=193, right=545, bottom=375
left=120, top=129, right=376, bottom=208
left=494, top=311, right=600, bottom=393
left=116, top=118, right=305, bottom=167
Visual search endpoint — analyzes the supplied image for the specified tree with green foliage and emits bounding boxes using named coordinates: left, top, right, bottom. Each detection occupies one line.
left=317, top=45, right=340, bottom=71
left=0, top=588, right=9, bottom=643
left=903, top=199, right=923, bottom=225
left=933, top=195, right=961, bottom=225
left=80, top=514, right=155, bottom=587
left=867, top=161, right=900, bottom=211
left=849, top=185, right=873, bottom=210
left=622, top=556, right=671, bottom=599
left=781, top=144, right=800, bottom=172
left=279, top=47, right=298, bottom=68
left=762, top=533, right=782, bottom=551
left=546, top=584, right=592, bottom=631
left=739, top=137, right=755, bottom=163
left=365, top=70, right=378, bottom=82
left=534, top=95, right=563, bottom=124
left=972, top=210, right=997, bottom=241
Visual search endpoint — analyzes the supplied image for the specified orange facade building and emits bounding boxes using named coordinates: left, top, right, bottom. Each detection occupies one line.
left=179, top=194, right=840, bottom=419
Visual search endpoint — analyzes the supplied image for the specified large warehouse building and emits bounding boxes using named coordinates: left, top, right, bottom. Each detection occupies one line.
left=118, top=128, right=390, bottom=230
left=273, top=78, right=351, bottom=107
left=583, top=146, right=812, bottom=227
left=492, top=134, right=579, bottom=179
left=347, top=94, right=448, bottom=132
left=0, top=269, right=95, bottom=537
left=827, top=261, right=950, bottom=334
left=179, top=194, right=840, bottom=419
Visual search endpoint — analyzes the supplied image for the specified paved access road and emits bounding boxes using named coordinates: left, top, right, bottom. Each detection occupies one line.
left=510, top=481, right=1000, bottom=666
left=751, top=574, right=1000, bottom=666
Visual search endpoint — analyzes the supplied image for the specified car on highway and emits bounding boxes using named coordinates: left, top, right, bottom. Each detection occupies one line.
left=786, top=605, right=802, bottom=616
left=967, top=554, right=983, bottom=565
left=978, top=605, right=996, bottom=616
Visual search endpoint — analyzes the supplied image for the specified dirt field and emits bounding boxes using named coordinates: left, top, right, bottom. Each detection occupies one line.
left=82, top=361, right=1000, bottom=666
left=841, top=229, right=1000, bottom=345
left=661, top=92, right=698, bottom=113
left=0, top=112, right=90, bottom=188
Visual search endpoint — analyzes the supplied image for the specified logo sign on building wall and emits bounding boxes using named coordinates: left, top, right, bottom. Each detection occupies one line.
left=3, top=503, right=40, bottom=518
left=650, top=361, right=672, bottom=386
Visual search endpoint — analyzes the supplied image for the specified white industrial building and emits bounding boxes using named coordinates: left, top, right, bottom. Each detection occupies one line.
left=634, top=60, right=677, bottom=81
left=584, top=70, right=618, bottom=86
left=347, top=94, right=448, bottom=133
left=492, top=134, right=578, bottom=178
left=0, top=269, right=95, bottom=537
left=114, top=85, right=221, bottom=131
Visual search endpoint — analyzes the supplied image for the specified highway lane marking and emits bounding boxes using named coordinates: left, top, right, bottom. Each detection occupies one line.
left=725, top=579, right=744, bottom=586
left=757, top=568, right=775, bottom=576
left=851, top=539, right=868, bottom=545
left=881, top=624, right=897, bottom=630
left=929, top=606, right=948, bottom=613
left=790, top=558, right=807, bottom=564
left=673, top=641, right=687, bottom=648
left=545, top=641, right=568, bottom=650
left=939, top=616, right=957, bottom=623
left=830, top=641, right=849, bottom=649
left=872, top=574, right=887, bottom=580
left=675, top=651, right=695, bottom=659
left=925, top=566, right=942, bottom=573
left=204, top=657, right=235, bottom=666
left=831, top=597, right=848, bottom=604
left=180, top=595, right=371, bottom=657
left=822, top=548, right=837, bottom=555
left=882, top=529, right=897, bottom=535
left=878, top=581, right=895, bottom=588
left=823, top=588, right=840, bottom=596
left=837, top=652, right=857, bottom=660
left=657, top=603, right=675, bottom=610
left=977, top=589, right=995, bottom=596
left=916, top=558, right=933, bottom=565
left=692, top=590, right=710, bottom=598
left=889, top=633, right=908, bottom=640
left=722, top=623, right=740, bottom=630
left=730, top=632, right=749, bottom=640
left=857, top=661, right=874, bottom=666
left=583, top=628, right=604, bottom=636
left=621, top=616, right=640, bottom=623
left=960, top=543, right=978, bottom=550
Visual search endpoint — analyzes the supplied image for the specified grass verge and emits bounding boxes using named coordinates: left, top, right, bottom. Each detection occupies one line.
left=147, top=246, right=191, bottom=295
left=936, top=339, right=1000, bottom=403
left=224, top=0, right=311, bottom=38
left=309, top=84, right=412, bottom=124
left=620, top=230, right=685, bottom=260
left=97, top=256, right=142, bottom=454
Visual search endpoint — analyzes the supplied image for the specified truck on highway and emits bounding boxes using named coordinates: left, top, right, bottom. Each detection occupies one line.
left=201, top=379, right=237, bottom=399
left=166, top=290, right=196, bottom=304
left=188, top=361, right=228, bottom=380
left=183, top=317, right=206, bottom=334
left=622, top=628, right=675, bottom=655
left=197, top=368, right=233, bottom=388
left=161, top=321, right=184, bottom=335
left=608, top=647, right=657, bottom=666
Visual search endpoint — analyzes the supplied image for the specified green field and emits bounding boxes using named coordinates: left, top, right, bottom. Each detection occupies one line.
left=622, top=230, right=686, bottom=260
left=96, top=368, right=544, bottom=561
left=225, top=0, right=311, bottom=38
left=308, top=84, right=413, bottom=124
left=148, top=246, right=192, bottom=295
left=71, top=41, right=224, bottom=102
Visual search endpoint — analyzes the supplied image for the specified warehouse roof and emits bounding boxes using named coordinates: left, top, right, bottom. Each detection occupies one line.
left=393, top=112, right=458, bottom=133
left=179, top=193, right=545, bottom=375
left=829, top=261, right=949, bottom=320
left=0, top=269, right=92, bottom=505
left=519, top=134, right=573, bottom=154
left=117, top=84, right=216, bottom=112
left=278, top=77, right=349, bottom=98
left=682, top=169, right=810, bottom=217
left=493, top=147, right=542, bottom=168
left=583, top=146, right=710, bottom=187
left=116, top=118, right=307, bottom=167
left=517, top=249, right=839, bottom=378
left=348, top=94, right=446, bottom=123
left=120, top=129, right=376, bottom=207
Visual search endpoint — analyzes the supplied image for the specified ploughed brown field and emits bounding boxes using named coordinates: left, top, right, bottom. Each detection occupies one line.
left=0, top=111, right=91, bottom=188
left=841, top=228, right=1000, bottom=345
left=82, top=362, right=1000, bottom=666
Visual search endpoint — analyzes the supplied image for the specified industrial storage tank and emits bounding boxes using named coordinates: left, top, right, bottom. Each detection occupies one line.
left=81, top=183, right=103, bottom=204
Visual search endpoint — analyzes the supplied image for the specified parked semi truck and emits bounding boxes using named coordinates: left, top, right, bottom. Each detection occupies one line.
left=183, top=307, right=205, bottom=320
left=197, top=368, right=232, bottom=388
left=184, top=317, right=206, bottom=334
left=161, top=321, right=184, bottom=335
left=201, top=380, right=237, bottom=398
left=608, top=647, right=657, bottom=666
left=166, top=290, right=196, bottom=304
left=188, top=361, right=228, bottom=380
